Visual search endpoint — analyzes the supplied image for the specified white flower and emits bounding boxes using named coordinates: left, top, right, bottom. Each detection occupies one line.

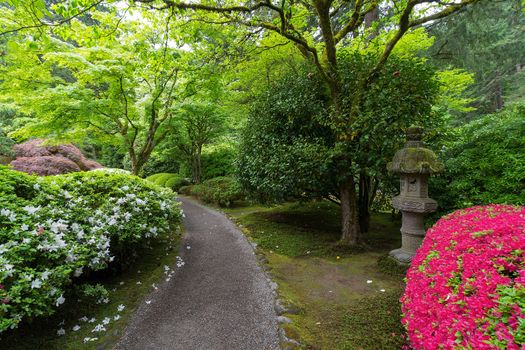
left=31, top=279, right=42, bottom=289
left=33, top=183, right=40, bottom=190
left=77, top=230, right=85, bottom=240
left=136, top=281, right=142, bottom=285
left=42, top=270, right=51, bottom=280
left=92, top=324, right=106, bottom=332
left=88, top=318, right=96, bottom=323
left=117, top=304, right=125, bottom=312
left=72, top=325, right=81, bottom=331
left=186, top=246, right=191, bottom=250
left=114, top=314, right=120, bottom=321
left=50, top=221, right=68, bottom=234
left=74, top=267, right=83, bottom=277
left=2, top=263, right=15, bottom=277
left=176, top=256, right=185, bottom=268
left=21, top=224, right=29, bottom=231
left=56, top=295, right=65, bottom=306
left=83, top=337, right=98, bottom=343
left=57, top=328, right=65, bottom=336
left=23, top=206, right=41, bottom=215
left=380, top=289, right=386, bottom=292
left=366, top=280, right=373, bottom=284
left=79, top=316, right=89, bottom=322
left=145, top=300, right=151, bottom=304
left=102, top=317, right=111, bottom=325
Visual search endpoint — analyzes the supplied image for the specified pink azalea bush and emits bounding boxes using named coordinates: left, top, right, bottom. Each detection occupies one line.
left=402, top=205, right=525, bottom=349
left=11, top=139, right=101, bottom=175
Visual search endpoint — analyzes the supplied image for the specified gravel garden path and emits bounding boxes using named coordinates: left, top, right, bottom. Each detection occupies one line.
left=116, top=197, right=280, bottom=350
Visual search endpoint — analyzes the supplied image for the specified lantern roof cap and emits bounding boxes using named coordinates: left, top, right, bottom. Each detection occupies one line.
left=387, top=126, right=444, bottom=174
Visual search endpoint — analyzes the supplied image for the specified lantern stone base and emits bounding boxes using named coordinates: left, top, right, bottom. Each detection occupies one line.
left=389, top=248, right=414, bottom=265
left=389, top=212, right=427, bottom=264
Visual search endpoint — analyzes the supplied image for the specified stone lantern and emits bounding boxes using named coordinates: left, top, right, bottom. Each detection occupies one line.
left=387, top=126, right=444, bottom=264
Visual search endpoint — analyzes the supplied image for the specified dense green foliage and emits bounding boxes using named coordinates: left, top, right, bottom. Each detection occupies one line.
left=180, top=177, right=242, bottom=207
left=146, top=173, right=190, bottom=192
left=429, top=0, right=525, bottom=114
left=0, top=166, right=181, bottom=332
left=238, top=64, right=333, bottom=202
left=238, top=52, right=440, bottom=207
left=431, top=104, right=525, bottom=212
left=0, top=108, right=16, bottom=159
left=0, top=130, right=14, bottom=159
left=201, top=145, right=237, bottom=181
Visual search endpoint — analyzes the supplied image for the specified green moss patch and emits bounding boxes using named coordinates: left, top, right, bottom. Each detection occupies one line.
left=226, top=200, right=407, bottom=349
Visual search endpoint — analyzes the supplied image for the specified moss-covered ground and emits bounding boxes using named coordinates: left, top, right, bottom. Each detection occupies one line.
left=0, top=229, right=182, bottom=350
left=224, top=200, right=408, bottom=349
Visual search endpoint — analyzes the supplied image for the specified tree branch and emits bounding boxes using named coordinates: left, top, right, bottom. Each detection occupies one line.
left=0, top=0, right=105, bottom=36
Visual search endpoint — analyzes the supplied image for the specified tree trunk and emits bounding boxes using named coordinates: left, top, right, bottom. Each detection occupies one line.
left=494, top=81, right=504, bottom=111
left=339, top=175, right=361, bottom=245
left=358, top=172, right=371, bottom=233
left=130, top=159, right=140, bottom=176
left=191, top=154, right=198, bottom=183
left=195, top=144, right=203, bottom=184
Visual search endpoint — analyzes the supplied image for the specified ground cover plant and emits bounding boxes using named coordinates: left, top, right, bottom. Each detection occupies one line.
left=403, top=204, right=525, bottom=349
left=223, top=201, right=407, bottom=349
left=0, top=166, right=181, bottom=333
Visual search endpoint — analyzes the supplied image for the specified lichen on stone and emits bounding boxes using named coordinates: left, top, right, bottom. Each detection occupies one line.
left=387, top=147, right=444, bottom=174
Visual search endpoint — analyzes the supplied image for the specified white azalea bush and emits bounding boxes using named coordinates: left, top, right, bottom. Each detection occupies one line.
left=0, top=166, right=181, bottom=332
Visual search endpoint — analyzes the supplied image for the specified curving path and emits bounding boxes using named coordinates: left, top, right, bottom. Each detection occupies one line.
left=116, top=197, right=280, bottom=350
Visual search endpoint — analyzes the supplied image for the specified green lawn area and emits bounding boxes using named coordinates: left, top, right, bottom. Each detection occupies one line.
left=0, top=230, right=182, bottom=350
left=224, top=200, right=408, bottom=349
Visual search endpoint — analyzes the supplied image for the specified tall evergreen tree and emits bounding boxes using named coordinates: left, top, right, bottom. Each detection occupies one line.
left=429, top=0, right=525, bottom=115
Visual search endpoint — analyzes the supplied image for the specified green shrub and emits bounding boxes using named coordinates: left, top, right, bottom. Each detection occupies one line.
left=153, top=173, right=176, bottom=187
left=201, top=145, right=237, bottom=180
left=146, top=173, right=190, bottom=192
left=430, top=104, right=525, bottom=213
left=178, top=185, right=193, bottom=195
left=145, top=173, right=164, bottom=183
left=0, top=166, right=181, bottom=332
left=164, top=176, right=190, bottom=191
left=184, top=177, right=242, bottom=207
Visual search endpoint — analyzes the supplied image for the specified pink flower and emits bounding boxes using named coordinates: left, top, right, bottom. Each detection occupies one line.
left=402, top=205, right=525, bottom=349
